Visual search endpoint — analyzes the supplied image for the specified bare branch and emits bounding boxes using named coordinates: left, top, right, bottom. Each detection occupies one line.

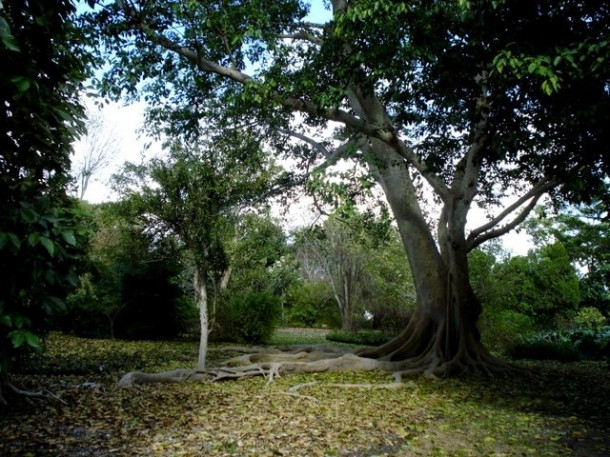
left=279, top=30, right=323, bottom=44
left=466, top=177, right=559, bottom=251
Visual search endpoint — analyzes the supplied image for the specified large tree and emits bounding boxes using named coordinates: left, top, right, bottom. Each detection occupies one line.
left=89, top=0, right=609, bottom=380
left=1, top=0, right=92, bottom=402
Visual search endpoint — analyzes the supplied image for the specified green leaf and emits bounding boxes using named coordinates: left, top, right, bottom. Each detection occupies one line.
left=541, top=80, right=553, bottom=96
left=40, top=236, right=55, bottom=256
left=28, top=232, right=40, bottom=246
left=47, top=295, right=66, bottom=312
left=11, top=76, right=31, bottom=93
left=24, top=331, right=41, bottom=350
left=0, top=314, right=12, bottom=327
left=4, top=232, right=21, bottom=249
left=62, top=230, right=77, bottom=245
left=10, top=330, right=26, bottom=348
left=0, top=17, right=20, bottom=52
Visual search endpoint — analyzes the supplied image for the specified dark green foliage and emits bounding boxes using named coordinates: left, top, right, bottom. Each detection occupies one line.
left=224, top=212, right=295, bottom=302
left=507, top=339, right=580, bottom=362
left=507, top=327, right=610, bottom=362
left=325, top=330, right=394, bottom=347
left=283, top=281, right=341, bottom=329
left=214, top=291, right=281, bottom=344
left=53, top=203, right=193, bottom=340
left=1, top=0, right=93, bottom=375
left=570, top=327, right=610, bottom=360
left=527, top=200, right=610, bottom=316
left=469, top=241, right=581, bottom=348
left=113, top=260, right=186, bottom=340
left=58, top=258, right=189, bottom=340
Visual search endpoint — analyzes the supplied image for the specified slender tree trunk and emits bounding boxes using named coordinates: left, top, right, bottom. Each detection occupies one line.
left=342, top=272, right=355, bottom=331
left=194, top=268, right=209, bottom=371
left=210, top=266, right=232, bottom=334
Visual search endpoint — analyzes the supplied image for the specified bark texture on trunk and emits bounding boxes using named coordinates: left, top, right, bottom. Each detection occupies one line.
left=195, top=268, right=209, bottom=371
left=349, top=141, right=508, bottom=377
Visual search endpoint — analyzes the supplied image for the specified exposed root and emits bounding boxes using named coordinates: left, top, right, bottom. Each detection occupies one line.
left=117, top=368, right=205, bottom=387
left=117, top=328, right=529, bottom=388
left=288, top=381, right=322, bottom=393
left=118, top=351, right=403, bottom=387
left=0, top=375, right=67, bottom=405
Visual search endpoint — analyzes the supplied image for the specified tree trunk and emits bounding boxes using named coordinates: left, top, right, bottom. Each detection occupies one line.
left=355, top=143, right=503, bottom=376
left=194, top=268, right=209, bottom=371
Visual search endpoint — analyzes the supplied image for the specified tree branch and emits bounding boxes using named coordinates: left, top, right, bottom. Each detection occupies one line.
left=279, top=30, right=323, bottom=45
left=466, top=177, right=559, bottom=251
left=123, top=4, right=452, bottom=202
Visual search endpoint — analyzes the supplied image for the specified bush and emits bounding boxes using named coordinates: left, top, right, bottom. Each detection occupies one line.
left=571, top=327, right=610, bottom=360
left=506, top=339, right=580, bottom=362
left=214, top=291, right=281, bottom=344
left=507, top=326, right=610, bottom=361
left=479, top=309, right=535, bottom=353
left=573, top=307, right=607, bottom=329
left=283, top=282, right=341, bottom=329
left=326, top=329, right=394, bottom=346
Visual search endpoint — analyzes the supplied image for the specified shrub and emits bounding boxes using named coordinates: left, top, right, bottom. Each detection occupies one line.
left=571, top=327, right=610, bottom=360
left=214, top=291, right=281, bottom=344
left=326, top=329, right=394, bottom=346
left=507, top=326, right=610, bottom=361
left=479, top=309, right=535, bottom=353
left=506, top=339, right=580, bottom=362
left=283, top=281, right=341, bottom=328
left=573, top=307, right=607, bottom=329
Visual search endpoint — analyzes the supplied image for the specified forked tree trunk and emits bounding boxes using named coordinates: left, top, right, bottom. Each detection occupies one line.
left=355, top=144, right=504, bottom=377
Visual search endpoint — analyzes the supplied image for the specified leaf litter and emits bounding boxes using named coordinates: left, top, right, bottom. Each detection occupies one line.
left=1, top=333, right=609, bottom=456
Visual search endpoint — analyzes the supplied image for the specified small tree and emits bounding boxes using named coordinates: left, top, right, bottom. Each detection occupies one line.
left=114, top=132, right=279, bottom=369
left=295, top=207, right=396, bottom=331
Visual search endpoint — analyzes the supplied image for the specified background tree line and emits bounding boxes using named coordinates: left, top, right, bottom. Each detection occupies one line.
left=51, top=188, right=609, bottom=362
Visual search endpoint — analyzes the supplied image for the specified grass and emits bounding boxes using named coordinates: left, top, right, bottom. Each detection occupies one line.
left=1, top=330, right=609, bottom=456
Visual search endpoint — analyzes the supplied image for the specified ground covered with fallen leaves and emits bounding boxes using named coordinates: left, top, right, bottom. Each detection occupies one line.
left=1, top=330, right=609, bottom=457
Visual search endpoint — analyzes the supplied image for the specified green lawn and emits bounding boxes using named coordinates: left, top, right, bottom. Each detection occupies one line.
left=1, top=331, right=609, bottom=456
